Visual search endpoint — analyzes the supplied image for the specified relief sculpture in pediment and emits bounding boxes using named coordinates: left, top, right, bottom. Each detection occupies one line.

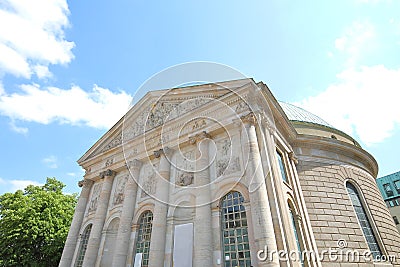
left=124, top=97, right=212, bottom=141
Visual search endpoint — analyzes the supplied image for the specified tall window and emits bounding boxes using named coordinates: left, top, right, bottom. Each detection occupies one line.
left=288, top=206, right=304, bottom=266
left=383, top=183, right=394, bottom=197
left=135, top=211, right=153, bottom=267
left=221, top=191, right=251, bottom=267
left=346, top=182, right=382, bottom=259
left=75, top=224, right=92, bottom=267
left=276, top=150, right=288, bottom=183
left=394, top=180, right=400, bottom=194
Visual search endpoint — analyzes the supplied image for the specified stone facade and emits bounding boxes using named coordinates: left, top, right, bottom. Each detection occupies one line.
left=60, top=79, right=400, bottom=267
left=376, top=171, right=400, bottom=233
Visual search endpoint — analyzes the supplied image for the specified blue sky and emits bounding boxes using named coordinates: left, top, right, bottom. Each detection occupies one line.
left=0, top=0, right=399, bottom=194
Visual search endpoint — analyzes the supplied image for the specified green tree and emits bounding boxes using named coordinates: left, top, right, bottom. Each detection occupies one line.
left=0, top=178, right=77, bottom=267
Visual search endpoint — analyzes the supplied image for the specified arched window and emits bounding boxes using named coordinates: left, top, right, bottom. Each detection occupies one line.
left=221, top=191, right=251, bottom=267
left=276, top=149, right=288, bottom=183
left=135, top=211, right=153, bottom=267
left=288, top=205, right=304, bottom=266
left=346, top=182, right=382, bottom=258
left=75, top=224, right=92, bottom=267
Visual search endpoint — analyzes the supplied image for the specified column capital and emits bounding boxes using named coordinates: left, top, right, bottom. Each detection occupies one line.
left=241, top=112, right=257, bottom=126
left=78, top=179, right=93, bottom=188
left=189, top=131, right=211, bottom=144
left=126, top=159, right=143, bottom=170
left=154, top=147, right=174, bottom=158
left=99, top=169, right=116, bottom=179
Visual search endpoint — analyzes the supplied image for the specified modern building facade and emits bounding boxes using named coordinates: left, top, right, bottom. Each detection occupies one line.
left=377, top=171, right=400, bottom=233
left=59, top=79, right=400, bottom=267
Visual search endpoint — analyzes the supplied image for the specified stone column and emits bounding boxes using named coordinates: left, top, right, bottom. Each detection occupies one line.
left=190, top=131, right=214, bottom=267
left=126, top=224, right=139, bottom=267
left=59, top=179, right=93, bottom=267
left=148, top=148, right=172, bottom=267
left=112, top=160, right=142, bottom=267
left=82, top=169, right=116, bottom=267
left=241, top=113, right=279, bottom=266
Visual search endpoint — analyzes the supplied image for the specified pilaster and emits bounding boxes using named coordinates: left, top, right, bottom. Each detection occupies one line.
left=148, top=148, right=173, bottom=267
left=82, top=169, right=116, bottom=267
left=59, top=179, right=93, bottom=267
left=191, top=131, right=214, bottom=267
left=112, top=160, right=143, bottom=266
left=241, top=113, right=279, bottom=266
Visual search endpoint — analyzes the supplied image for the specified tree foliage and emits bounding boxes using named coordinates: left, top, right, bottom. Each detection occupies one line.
left=0, top=178, right=77, bottom=267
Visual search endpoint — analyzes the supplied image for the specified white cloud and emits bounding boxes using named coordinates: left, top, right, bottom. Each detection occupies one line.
left=42, top=155, right=58, bottom=169
left=0, top=0, right=74, bottom=79
left=9, top=120, right=28, bottom=134
left=33, top=65, right=52, bottom=79
left=0, top=84, right=133, bottom=129
left=0, top=177, right=43, bottom=193
left=333, top=21, right=375, bottom=66
left=296, top=65, right=400, bottom=146
left=9, top=179, right=43, bottom=192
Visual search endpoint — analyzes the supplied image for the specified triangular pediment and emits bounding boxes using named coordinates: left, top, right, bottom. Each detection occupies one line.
left=78, top=79, right=254, bottom=164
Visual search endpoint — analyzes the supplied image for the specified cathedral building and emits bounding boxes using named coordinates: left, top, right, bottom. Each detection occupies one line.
left=59, top=79, right=400, bottom=267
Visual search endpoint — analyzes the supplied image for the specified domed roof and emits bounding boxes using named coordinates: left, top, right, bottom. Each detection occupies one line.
left=278, top=102, right=333, bottom=128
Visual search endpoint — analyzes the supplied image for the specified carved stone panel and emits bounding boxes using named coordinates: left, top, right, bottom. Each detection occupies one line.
left=216, top=138, right=241, bottom=177
left=141, top=173, right=156, bottom=198
left=176, top=172, right=194, bottom=186
left=216, top=157, right=241, bottom=177
left=113, top=175, right=128, bottom=206
left=141, top=164, right=158, bottom=198
left=175, top=150, right=195, bottom=187
left=88, top=183, right=102, bottom=213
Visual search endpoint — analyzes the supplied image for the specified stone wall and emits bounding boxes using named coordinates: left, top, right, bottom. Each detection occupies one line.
left=297, top=154, right=400, bottom=266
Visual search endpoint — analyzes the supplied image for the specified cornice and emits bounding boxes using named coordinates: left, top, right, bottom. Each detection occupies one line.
left=293, top=134, right=378, bottom=177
